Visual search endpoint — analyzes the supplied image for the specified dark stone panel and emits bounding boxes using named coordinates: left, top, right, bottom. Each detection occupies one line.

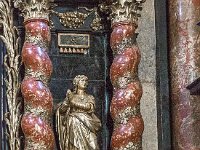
left=155, top=0, right=171, bottom=149
left=50, top=33, right=109, bottom=58
left=0, top=41, right=9, bottom=150
left=50, top=56, right=105, bottom=80
left=89, top=34, right=108, bottom=57
left=50, top=33, right=59, bottom=55
left=49, top=79, right=72, bottom=101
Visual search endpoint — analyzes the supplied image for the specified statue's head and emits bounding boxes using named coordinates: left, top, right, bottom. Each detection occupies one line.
left=73, top=75, right=88, bottom=91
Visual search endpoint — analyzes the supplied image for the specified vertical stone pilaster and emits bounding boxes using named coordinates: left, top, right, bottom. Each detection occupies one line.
left=169, top=1, right=200, bottom=149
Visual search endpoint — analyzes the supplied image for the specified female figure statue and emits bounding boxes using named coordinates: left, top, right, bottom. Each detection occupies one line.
left=56, top=75, right=101, bottom=150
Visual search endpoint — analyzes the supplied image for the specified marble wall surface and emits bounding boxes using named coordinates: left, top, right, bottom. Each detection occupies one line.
left=137, top=0, right=158, bottom=149
left=169, top=1, right=200, bottom=149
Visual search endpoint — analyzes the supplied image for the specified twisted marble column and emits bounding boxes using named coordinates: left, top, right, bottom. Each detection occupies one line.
left=15, top=1, right=55, bottom=149
left=101, top=1, right=145, bottom=149
left=169, top=1, right=200, bottom=149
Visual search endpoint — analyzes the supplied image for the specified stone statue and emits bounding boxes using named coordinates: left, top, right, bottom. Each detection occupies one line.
left=56, top=75, right=101, bottom=150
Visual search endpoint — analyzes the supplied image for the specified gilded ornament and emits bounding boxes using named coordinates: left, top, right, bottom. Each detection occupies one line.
left=53, top=7, right=104, bottom=31
left=56, top=11, right=89, bottom=29
left=25, top=68, right=49, bottom=85
left=0, top=0, right=21, bottom=149
left=58, top=33, right=90, bottom=54
left=100, top=0, right=145, bottom=25
left=25, top=33, right=48, bottom=49
left=90, top=8, right=103, bottom=31
left=14, top=0, right=52, bottom=21
left=115, top=106, right=140, bottom=125
left=56, top=75, right=101, bottom=150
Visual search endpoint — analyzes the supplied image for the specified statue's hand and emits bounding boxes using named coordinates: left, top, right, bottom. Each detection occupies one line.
left=66, top=89, right=72, bottom=99
left=56, top=102, right=62, bottom=110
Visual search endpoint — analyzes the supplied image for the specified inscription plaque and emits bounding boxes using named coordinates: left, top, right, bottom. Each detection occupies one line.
left=58, top=33, right=90, bottom=54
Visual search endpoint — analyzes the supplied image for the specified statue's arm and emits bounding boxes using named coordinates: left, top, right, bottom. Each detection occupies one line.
left=59, top=90, right=72, bottom=113
left=70, top=100, right=92, bottom=111
left=59, top=99, right=69, bottom=113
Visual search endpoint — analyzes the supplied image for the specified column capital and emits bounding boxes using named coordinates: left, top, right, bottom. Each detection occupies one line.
left=14, top=0, right=52, bottom=21
left=100, top=0, right=145, bottom=26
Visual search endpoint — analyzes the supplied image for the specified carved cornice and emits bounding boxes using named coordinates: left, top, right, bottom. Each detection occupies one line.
left=14, top=0, right=52, bottom=21
left=100, top=0, right=145, bottom=26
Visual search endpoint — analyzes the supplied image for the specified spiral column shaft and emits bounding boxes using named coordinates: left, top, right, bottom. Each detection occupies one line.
left=110, top=22, right=144, bottom=150
left=15, top=1, right=55, bottom=149
left=106, top=1, right=145, bottom=149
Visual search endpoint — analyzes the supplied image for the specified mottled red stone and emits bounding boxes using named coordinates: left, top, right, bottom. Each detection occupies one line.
left=21, top=114, right=54, bottom=149
left=111, top=116, right=144, bottom=149
left=22, top=42, right=52, bottom=77
left=110, top=46, right=140, bottom=83
left=25, top=19, right=51, bottom=44
left=192, top=0, right=200, bottom=6
left=110, top=21, right=143, bottom=149
left=21, top=78, right=53, bottom=112
left=110, top=81, right=142, bottom=119
left=110, top=23, right=136, bottom=50
left=21, top=17, right=55, bottom=149
left=169, top=1, right=200, bottom=149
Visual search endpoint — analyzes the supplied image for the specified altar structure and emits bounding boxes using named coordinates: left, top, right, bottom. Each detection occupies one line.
left=1, top=0, right=200, bottom=150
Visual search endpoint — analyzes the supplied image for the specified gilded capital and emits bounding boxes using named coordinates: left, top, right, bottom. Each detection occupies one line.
left=14, top=0, right=51, bottom=21
left=100, top=0, right=145, bottom=26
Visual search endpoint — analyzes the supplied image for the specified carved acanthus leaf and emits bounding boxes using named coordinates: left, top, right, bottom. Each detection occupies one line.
left=100, top=0, right=145, bottom=25
left=14, top=0, right=51, bottom=21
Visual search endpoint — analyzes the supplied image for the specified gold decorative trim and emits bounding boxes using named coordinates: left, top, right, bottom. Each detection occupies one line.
left=118, top=141, right=142, bottom=150
left=56, top=11, right=89, bottom=29
left=25, top=32, right=48, bottom=49
left=0, top=0, right=21, bottom=149
left=58, top=33, right=90, bottom=54
left=53, top=7, right=103, bottom=31
left=91, top=9, right=103, bottom=31
left=115, top=105, right=140, bottom=125
left=14, top=0, right=51, bottom=21
left=59, top=47, right=89, bottom=54
left=100, top=0, right=145, bottom=25
left=58, top=33, right=90, bottom=48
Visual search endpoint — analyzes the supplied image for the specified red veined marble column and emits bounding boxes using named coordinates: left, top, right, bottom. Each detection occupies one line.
left=15, top=1, right=55, bottom=149
left=169, top=1, right=200, bottom=149
left=102, top=0, right=145, bottom=149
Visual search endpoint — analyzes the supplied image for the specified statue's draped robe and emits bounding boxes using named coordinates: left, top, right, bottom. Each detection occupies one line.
left=56, top=94, right=101, bottom=150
